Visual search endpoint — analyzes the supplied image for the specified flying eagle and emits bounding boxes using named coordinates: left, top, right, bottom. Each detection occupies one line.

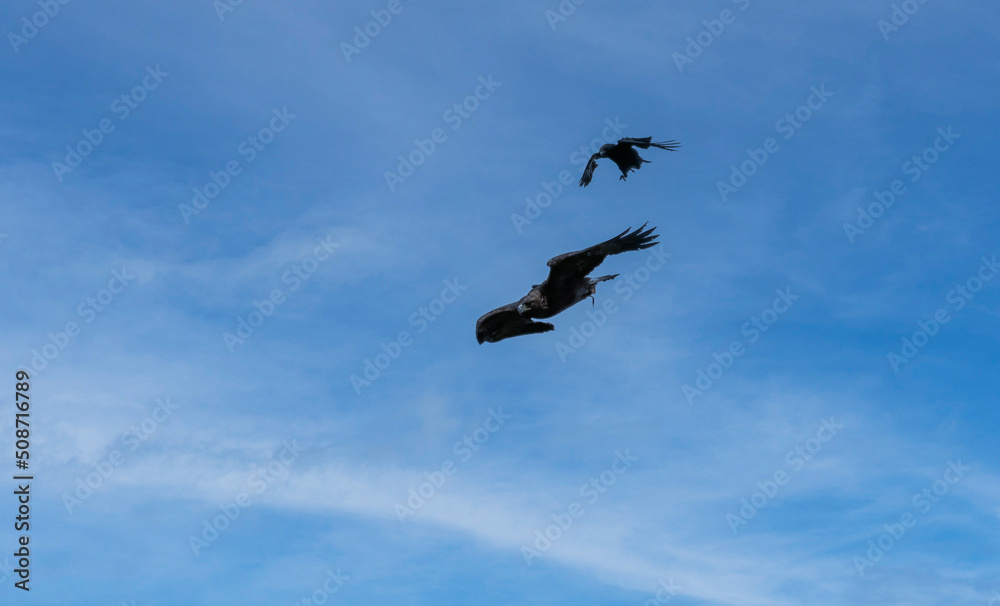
left=579, top=137, right=681, bottom=187
left=476, top=224, right=659, bottom=344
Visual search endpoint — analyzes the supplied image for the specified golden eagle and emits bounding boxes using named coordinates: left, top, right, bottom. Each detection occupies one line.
left=579, top=137, right=681, bottom=187
left=476, top=224, right=659, bottom=343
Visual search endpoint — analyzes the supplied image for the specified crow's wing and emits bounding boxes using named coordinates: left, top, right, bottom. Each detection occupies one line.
left=476, top=303, right=555, bottom=343
left=578, top=153, right=601, bottom=187
left=618, top=137, right=681, bottom=152
left=545, top=224, right=659, bottom=286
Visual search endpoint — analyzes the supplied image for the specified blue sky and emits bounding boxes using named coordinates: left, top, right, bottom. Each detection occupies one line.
left=1, top=0, right=999, bottom=604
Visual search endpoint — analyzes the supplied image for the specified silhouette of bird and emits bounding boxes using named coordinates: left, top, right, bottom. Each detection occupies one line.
left=476, top=224, right=659, bottom=343
left=579, top=137, right=681, bottom=187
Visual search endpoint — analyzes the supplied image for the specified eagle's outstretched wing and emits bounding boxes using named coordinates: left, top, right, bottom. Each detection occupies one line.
left=618, top=137, right=681, bottom=152
left=545, top=223, right=659, bottom=286
left=476, top=303, right=555, bottom=344
left=579, top=153, right=601, bottom=187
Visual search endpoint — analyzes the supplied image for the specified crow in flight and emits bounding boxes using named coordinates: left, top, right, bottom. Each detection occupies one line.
left=579, top=137, right=681, bottom=187
left=476, top=224, right=660, bottom=343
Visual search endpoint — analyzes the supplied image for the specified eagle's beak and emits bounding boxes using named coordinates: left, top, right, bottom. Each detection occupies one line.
left=516, top=303, right=528, bottom=315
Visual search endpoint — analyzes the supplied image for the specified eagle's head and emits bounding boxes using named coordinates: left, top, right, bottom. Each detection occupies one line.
left=598, top=143, right=613, bottom=156
left=516, top=291, right=542, bottom=316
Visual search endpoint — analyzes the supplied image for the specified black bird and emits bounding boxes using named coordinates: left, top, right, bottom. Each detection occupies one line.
left=579, top=137, right=681, bottom=187
left=476, top=224, right=659, bottom=343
